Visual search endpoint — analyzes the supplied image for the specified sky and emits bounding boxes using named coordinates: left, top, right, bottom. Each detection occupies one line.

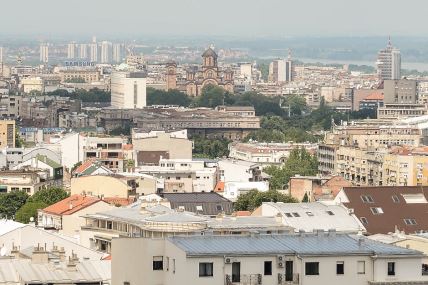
left=1, top=0, right=426, bottom=38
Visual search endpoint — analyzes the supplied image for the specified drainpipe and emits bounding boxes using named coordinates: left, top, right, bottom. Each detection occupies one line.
left=296, top=254, right=303, bottom=285
left=371, top=255, right=377, bottom=284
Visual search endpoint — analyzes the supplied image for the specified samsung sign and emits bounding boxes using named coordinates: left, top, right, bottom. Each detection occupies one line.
left=65, top=61, right=96, bottom=67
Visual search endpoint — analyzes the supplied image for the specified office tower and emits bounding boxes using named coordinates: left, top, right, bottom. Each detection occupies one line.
left=79, top=43, right=88, bottom=59
left=111, top=70, right=147, bottom=109
left=112, top=43, right=123, bottom=63
left=268, top=59, right=286, bottom=83
left=376, top=37, right=401, bottom=81
left=285, top=49, right=293, bottom=82
left=67, top=42, right=76, bottom=59
left=101, top=41, right=112, bottom=63
left=89, top=43, right=98, bottom=62
left=39, top=43, right=49, bottom=63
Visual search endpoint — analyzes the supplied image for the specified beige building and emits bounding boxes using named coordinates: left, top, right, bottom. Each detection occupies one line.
left=383, top=146, right=428, bottom=186
left=0, top=119, right=15, bottom=149
left=59, top=69, right=100, bottom=83
left=132, top=130, right=192, bottom=166
left=112, top=234, right=428, bottom=285
left=0, top=169, right=59, bottom=195
left=377, top=103, right=428, bottom=120
left=21, top=77, right=44, bottom=93
left=70, top=174, right=138, bottom=198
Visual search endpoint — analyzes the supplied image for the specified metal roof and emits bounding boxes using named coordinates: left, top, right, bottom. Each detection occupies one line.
left=162, top=192, right=231, bottom=203
left=168, top=234, right=423, bottom=257
left=0, top=260, right=111, bottom=284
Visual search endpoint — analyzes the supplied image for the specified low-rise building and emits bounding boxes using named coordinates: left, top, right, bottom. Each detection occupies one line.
left=253, top=202, right=365, bottom=233
left=228, top=142, right=318, bottom=165
left=112, top=233, right=428, bottom=285
left=70, top=174, right=139, bottom=198
left=222, top=181, right=270, bottom=202
left=288, top=175, right=352, bottom=201
left=0, top=119, right=15, bottom=149
left=138, top=158, right=218, bottom=193
left=0, top=169, right=60, bottom=195
left=82, top=136, right=128, bottom=172
left=37, top=194, right=113, bottom=236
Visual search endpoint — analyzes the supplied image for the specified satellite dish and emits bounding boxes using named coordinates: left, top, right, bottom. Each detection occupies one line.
left=0, top=247, right=7, bottom=256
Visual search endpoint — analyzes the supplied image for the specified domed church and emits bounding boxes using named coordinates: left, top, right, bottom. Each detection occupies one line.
left=166, top=47, right=234, bottom=96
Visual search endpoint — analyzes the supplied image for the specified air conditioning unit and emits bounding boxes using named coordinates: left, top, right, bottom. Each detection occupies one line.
left=224, top=257, right=234, bottom=264
left=277, top=255, right=284, bottom=262
left=278, top=261, right=284, bottom=268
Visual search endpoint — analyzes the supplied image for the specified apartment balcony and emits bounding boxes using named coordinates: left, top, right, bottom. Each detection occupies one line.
left=278, top=273, right=299, bottom=285
left=225, top=274, right=261, bottom=285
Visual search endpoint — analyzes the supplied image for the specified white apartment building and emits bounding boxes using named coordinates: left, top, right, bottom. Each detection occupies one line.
left=138, top=158, right=218, bottom=193
left=100, top=41, right=112, bottom=63
left=67, top=42, right=76, bottom=59
left=111, top=70, right=147, bottom=109
left=39, top=43, right=48, bottom=63
left=112, top=233, right=428, bottom=285
left=269, top=59, right=286, bottom=83
left=21, top=77, right=44, bottom=94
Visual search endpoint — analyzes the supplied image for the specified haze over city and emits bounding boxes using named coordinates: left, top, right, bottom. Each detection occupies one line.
left=2, top=0, right=428, bottom=37
left=2, top=1, right=428, bottom=285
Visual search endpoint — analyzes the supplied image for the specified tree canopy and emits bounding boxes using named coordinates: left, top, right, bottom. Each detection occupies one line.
left=192, top=136, right=230, bottom=159
left=28, top=187, right=69, bottom=205
left=147, top=88, right=192, bottom=106
left=0, top=191, right=29, bottom=219
left=15, top=201, right=48, bottom=224
left=264, top=148, right=319, bottom=190
left=234, top=190, right=297, bottom=211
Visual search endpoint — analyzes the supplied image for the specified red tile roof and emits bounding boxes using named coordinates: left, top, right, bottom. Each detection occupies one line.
left=103, top=197, right=135, bottom=206
left=214, top=181, right=225, bottom=192
left=235, top=211, right=251, bottom=216
left=42, top=194, right=101, bottom=215
left=364, top=91, right=384, bottom=101
left=73, top=159, right=96, bottom=175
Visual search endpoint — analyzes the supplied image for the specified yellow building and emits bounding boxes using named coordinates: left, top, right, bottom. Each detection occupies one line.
left=0, top=119, right=15, bottom=149
left=383, top=146, right=428, bottom=186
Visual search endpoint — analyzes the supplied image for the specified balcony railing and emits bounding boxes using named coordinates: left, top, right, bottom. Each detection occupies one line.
left=225, top=274, right=261, bottom=285
left=278, top=273, right=299, bottom=285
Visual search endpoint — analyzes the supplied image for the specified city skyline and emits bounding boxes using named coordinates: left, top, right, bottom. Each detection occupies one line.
left=1, top=0, right=427, bottom=38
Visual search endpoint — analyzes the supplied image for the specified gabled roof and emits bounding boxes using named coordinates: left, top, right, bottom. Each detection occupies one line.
left=340, top=186, right=428, bottom=235
left=163, top=192, right=231, bottom=203
left=36, top=154, right=62, bottom=169
left=168, top=234, right=422, bottom=257
left=41, top=195, right=102, bottom=215
left=103, top=197, right=135, bottom=207
left=364, top=91, right=384, bottom=101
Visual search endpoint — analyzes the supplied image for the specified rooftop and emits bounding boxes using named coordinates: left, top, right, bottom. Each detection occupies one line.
left=168, top=234, right=422, bottom=257
left=41, top=194, right=102, bottom=216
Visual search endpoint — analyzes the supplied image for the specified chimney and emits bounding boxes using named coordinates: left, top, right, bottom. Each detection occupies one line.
left=11, top=244, right=20, bottom=259
left=275, top=212, right=283, bottom=223
left=67, top=251, right=79, bottom=271
left=358, top=237, right=365, bottom=247
left=59, top=247, right=66, bottom=262
left=32, top=243, right=49, bottom=264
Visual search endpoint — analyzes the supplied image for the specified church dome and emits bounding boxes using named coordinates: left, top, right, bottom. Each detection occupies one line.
left=202, top=47, right=218, bottom=58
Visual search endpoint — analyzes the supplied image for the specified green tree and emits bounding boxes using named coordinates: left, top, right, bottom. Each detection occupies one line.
left=192, top=136, right=230, bottom=159
left=264, top=148, right=318, bottom=190
left=282, top=95, right=308, bottom=116
left=146, top=88, right=191, bottom=106
left=15, top=201, right=47, bottom=224
left=0, top=191, right=29, bottom=219
left=29, top=187, right=69, bottom=205
left=234, top=190, right=297, bottom=211
left=195, top=85, right=229, bottom=108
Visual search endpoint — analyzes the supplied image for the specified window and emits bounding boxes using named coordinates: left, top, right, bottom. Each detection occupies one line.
left=336, top=262, right=344, bottom=275
left=264, top=261, right=272, bottom=275
left=153, top=256, right=163, bottom=270
left=124, top=282, right=130, bottom=285
left=305, top=262, right=319, bottom=275
left=387, top=262, right=395, bottom=276
left=361, top=195, right=374, bottom=203
left=285, top=213, right=293, bottom=218
left=216, top=205, right=223, bottom=211
left=360, top=217, right=368, bottom=225
left=357, top=261, right=365, bottom=274
left=292, top=212, right=300, bottom=217
left=199, top=262, right=213, bottom=277
left=326, top=211, right=335, bottom=216
left=392, top=195, right=400, bottom=203
left=404, top=218, right=417, bottom=225
left=196, top=205, right=203, bottom=211
left=370, top=207, right=384, bottom=215
left=306, top=211, right=314, bottom=217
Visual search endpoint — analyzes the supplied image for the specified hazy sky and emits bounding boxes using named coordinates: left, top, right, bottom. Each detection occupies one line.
left=1, top=0, right=426, bottom=38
